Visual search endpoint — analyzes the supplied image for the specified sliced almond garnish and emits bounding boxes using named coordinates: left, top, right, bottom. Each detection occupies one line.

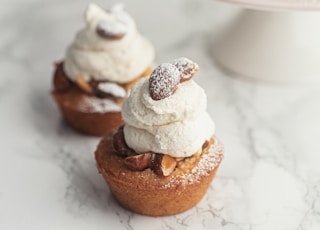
left=150, top=154, right=177, bottom=176
left=124, top=153, right=152, bottom=171
left=75, top=75, right=93, bottom=94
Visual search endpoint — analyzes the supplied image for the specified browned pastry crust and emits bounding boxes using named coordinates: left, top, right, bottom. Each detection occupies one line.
left=95, top=132, right=224, bottom=216
left=51, top=62, right=152, bottom=136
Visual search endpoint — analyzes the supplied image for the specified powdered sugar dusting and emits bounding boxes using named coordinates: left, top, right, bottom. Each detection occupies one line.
left=172, top=57, right=199, bottom=81
left=97, top=82, right=126, bottom=98
left=163, top=138, right=224, bottom=189
left=78, top=96, right=121, bottom=113
left=149, top=63, right=180, bottom=100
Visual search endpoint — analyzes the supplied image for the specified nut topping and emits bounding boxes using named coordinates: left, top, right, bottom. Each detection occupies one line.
left=113, top=127, right=135, bottom=157
left=112, top=127, right=213, bottom=176
left=150, top=154, right=177, bottom=176
left=123, top=153, right=152, bottom=171
left=149, top=58, right=199, bottom=100
left=96, top=20, right=128, bottom=40
left=75, top=76, right=93, bottom=94
left=149, top=63, right=180, bottom=100
left=172, top=57, right=199, bottom=82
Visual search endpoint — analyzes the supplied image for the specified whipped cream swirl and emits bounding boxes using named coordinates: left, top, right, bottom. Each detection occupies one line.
left=64, top=3, right=154, bottom=83
left=122, top=77, right=215, bottom=158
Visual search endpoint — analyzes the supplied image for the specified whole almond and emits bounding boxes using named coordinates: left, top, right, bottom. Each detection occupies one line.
left=149, top=63, right=181, bottom=100
left=150, top=154, right=177, bottom=176
left=172, top=57, right=199, bottom=82
left=75, top=76, right=93, bottom=94
left=124, top=153, right=152, bottom=171
left=96, top=20, right=128, bottom=40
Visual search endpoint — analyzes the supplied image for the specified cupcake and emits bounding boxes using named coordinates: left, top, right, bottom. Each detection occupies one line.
left=95, top=57, right=224, bottom=216
left=51, top=3, right=154, bottom=136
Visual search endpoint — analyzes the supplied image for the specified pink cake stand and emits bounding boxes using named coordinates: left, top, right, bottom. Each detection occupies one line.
left=212, top=0, right=320, bottom=83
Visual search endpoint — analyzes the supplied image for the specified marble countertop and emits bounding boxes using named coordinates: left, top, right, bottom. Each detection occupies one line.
left=1, top=0, right=320, bottom=229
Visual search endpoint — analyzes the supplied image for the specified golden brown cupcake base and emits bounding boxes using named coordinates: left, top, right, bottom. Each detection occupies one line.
left=95, top=133, right=224, bottom=216
left=51, top=63, right=153, bottom=136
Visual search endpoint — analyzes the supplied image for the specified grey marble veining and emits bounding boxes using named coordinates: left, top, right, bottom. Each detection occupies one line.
left=1, top=0, right=320, bottom=229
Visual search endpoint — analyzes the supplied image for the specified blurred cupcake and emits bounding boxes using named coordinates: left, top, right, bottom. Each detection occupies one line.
left=95, top=57, right=224, bottom=216
left=51, top=3, right=154, bottom=136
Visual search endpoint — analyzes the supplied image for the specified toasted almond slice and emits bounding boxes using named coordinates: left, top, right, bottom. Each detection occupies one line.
left=75, top=75, right=93, bottom=94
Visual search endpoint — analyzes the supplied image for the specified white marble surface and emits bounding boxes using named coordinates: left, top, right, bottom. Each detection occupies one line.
left=1, top=0, right=320, bottom=229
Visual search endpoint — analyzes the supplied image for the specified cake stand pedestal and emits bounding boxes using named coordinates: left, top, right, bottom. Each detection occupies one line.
left=212, top=1, right=320, bottom=83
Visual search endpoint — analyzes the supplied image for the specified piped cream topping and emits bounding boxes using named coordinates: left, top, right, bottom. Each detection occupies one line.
left=122, top=74, right=215, bottom=158
left=63, top=3, right=154, bottom=83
